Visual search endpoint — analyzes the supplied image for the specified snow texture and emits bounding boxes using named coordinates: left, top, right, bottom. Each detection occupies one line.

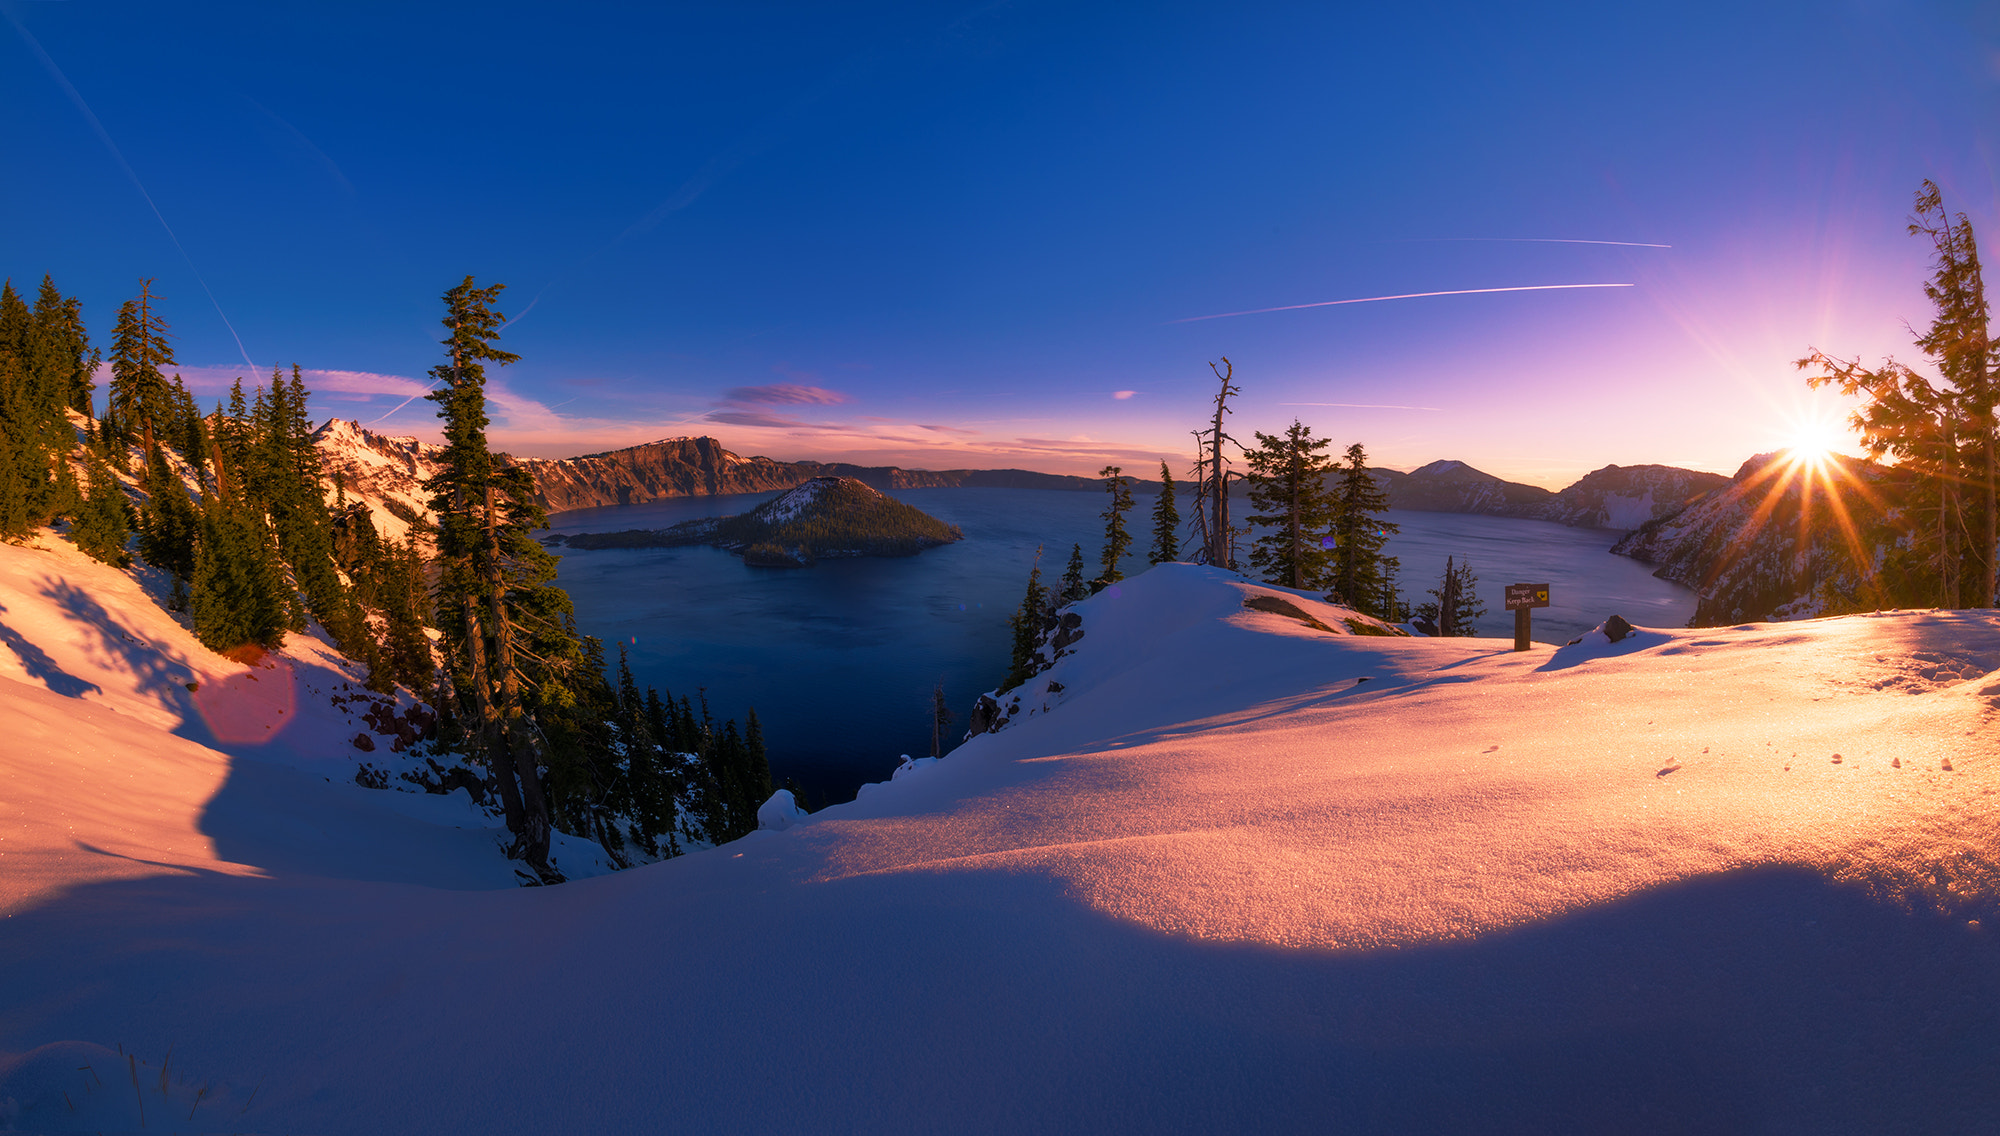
left=4, top=544, right=2000, bottom=1133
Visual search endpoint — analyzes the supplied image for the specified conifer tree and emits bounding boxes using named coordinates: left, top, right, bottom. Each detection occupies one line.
left=1329, top=443, right=1398, bottom=614
left=0, top=438, right=27, bottom=541
left=1004, top=547, right=1049, bottom=690
left=1245, top=419, right=1336, bottom=590
left=72, top=446, right=131, bottom=565
left=1060, top=543, right=1089, bottom=604
left=1097, top=465, right=1134, bottom=585
left=423, top=276, right=572, bottom=879
left=137, top=444, right=200, bottom=580
left=1150, top=460, right=1180, bottom=564
left=1418, top=556, right=1484, bottom=637
left=190, top=495, right=291, bottom=655
left=107, top=280, right=176, bottom=461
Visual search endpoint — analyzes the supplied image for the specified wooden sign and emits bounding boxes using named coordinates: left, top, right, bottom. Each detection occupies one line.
left=1506, top=583, right=1548, bottom=651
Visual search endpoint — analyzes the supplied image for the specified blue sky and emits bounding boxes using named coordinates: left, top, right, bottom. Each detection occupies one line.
left=4, top=1, right=1999, bottom=485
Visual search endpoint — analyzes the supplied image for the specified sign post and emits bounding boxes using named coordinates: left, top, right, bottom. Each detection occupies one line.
left=1504, top=583, right=1550, bottom=651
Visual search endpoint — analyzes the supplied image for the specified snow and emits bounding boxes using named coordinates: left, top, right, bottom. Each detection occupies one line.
left=756, top=789, right=811, bottom=831
left=1598, top=489, right=1657, bottom=530
left=4, top=544, right=1999, bottom=1132
left=754, top=475, right=840, bottom=524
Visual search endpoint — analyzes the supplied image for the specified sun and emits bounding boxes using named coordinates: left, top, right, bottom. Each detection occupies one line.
left=1780, top=414, right=1849, bottom=468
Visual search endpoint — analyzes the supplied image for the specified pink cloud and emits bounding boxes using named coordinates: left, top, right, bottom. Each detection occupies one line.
left=720, top=383, right=849, bottom=406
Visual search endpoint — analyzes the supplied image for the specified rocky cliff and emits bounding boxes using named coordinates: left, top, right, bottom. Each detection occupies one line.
left=1538, top=464, right=1733, bottom=530
left=1610, top=451, right=1904, bottom=625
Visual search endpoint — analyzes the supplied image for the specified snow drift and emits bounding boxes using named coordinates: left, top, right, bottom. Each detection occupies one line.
left=3, top=549, right=1998, bottom=1133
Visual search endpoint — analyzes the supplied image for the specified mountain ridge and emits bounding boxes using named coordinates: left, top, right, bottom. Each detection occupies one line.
left=311, top=420, right=1728, bottom=535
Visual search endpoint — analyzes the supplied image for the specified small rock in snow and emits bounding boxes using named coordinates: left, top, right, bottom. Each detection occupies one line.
left=1831, top=754, right=1842, bottom=764
left=1942, top=757, right=1954, bottom=772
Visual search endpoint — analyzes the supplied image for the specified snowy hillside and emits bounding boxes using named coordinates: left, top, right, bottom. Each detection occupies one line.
left=311, top=418, right=445, bottom=543
left=3, top=556, right=1998, bottom=1132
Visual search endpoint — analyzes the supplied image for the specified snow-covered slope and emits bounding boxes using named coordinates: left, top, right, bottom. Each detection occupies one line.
left=3, top=558, right=1998, bottom=1132
left=311, top=418, right=444, bottom=543
left=1613, top=450, right=1906, bottom=623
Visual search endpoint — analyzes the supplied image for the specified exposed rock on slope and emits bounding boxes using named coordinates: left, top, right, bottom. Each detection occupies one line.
left=556, top=476, right=963, bottom=563
left=1364, top=459, right=1728, bottom=531
left=1611, top=451, right=1903, bottom=625
left=1539, top=464, right=1733, bottom=529
left=1371, top=460, right=1556, bottom=517
left=311, top=419, right=444, bottom=542
left=314, top=423, right=1115, bottom=521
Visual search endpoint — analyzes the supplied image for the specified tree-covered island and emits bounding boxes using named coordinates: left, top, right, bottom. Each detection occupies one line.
left=553, top=475, right=963, bottom=565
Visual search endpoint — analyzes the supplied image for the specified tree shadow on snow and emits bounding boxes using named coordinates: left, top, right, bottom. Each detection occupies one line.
left=0, top=598, right=104, bottom=697
left=1, top=856, right=1994, bottom=1136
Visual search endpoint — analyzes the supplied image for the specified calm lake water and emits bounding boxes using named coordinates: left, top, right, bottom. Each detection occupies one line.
left=547, top=488, right=1694, bottom=804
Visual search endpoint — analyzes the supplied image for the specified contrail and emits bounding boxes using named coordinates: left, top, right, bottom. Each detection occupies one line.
left=1280, top=402, right=1443, bottom=411
left=366, top=382, right=440, bottom=426
left=1170, top=282, right=1634, bottom=324
left=6, top=11, right=258, bottom=374
left=1396, top=237, right=1672, bottom=248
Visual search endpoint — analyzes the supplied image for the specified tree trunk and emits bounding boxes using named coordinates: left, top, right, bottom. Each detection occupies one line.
left=483, top=482, right=555, bottom=878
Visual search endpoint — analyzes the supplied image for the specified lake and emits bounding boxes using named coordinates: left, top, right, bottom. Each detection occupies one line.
left=546, top=487, right=1695, bottom=804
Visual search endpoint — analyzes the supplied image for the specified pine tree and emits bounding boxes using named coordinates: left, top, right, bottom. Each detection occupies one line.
left=1060, top=543, right=1089, bottom=604
left=72, top=446, right=131, bottom=566
left=1329, top=443, right=1398, bottom=614
left=1245, top=419, right=1337, bottom=590
left=0, top=438, right=27, bottom=541
left=107, top=281, right=176, bottom=461
left=422, top=276, right=569, bottom=879
left=1097, top=465, right=1134, bottom=585
left=137, top=444, right=200, bottom=579
left=1150, top=460, right=1180, bottom=564
left=189, top=495, right=291, bottom=656
left=1418, top=556, right=1485, bottom=637
left=1004, top=547, right=1049, bottom=690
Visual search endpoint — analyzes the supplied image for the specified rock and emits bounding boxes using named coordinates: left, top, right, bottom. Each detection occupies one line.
left=350, top=731, right=376, bottom=752
left=1603, top=614, right=1634, bottom=643
left=967, top=693, right=1002, bottom=736
left=1053, top=612, right=1084, bottom=652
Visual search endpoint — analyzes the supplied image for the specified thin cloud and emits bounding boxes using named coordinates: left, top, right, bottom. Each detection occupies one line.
left=1171, top=282, right=1635, bottom=323
left=706, top=409, right=836, bottom=431
left=720, top=383, right=849, bottom=406
left=1280, top=402, right=1444, bottom=411
left=1392, top=237, right=1673, bottom=249
left=1112, top=391, right=1137, bottom=400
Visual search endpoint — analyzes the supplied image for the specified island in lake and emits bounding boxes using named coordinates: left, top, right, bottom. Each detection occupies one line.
left=549, top=476, right=965, bottom=566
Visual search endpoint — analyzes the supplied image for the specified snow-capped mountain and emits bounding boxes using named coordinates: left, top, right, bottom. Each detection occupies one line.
left=1611, top=450, right=1904, bottom=624
left=1538, top=463, right=1733, bottom=530
left=311, top=418, right=446, bottom=543
left=1366, top=459, right=1730, bottom=531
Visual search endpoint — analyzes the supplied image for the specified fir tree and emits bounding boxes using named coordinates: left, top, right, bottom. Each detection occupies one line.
left=1329, top=443, right=1398, bottom=615
left=137, top=444, right=200, bottom=580
left=1060, top=543, right=1089, bottom=604
left=72, top=446, right=131, bottom=566
left=1097, top=465, right=1134, bottom=585
left=422, top=276, right=581, bottom=879
left=1004, top=547, right=1049, bottom=690
left=1150, top=460, right=1180, bottom=564
left=107, top=280, right=176, bottom=461
left=0, top=438, right=27, bottom=541
left=1417, top=556, right=1484, bottom=637
left=190, top=495, right=291, bottom=655
left=1245, top=420, right=1337, bottom=590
